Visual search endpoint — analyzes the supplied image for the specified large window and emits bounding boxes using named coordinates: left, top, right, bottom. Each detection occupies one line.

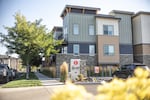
left=89, top=25, right=94, bottom=35
left=73, top=44, right=79, bottom=55
left=89, top=45, right=95, bottom=56
left=103, top=25, right=114, bottom=35
left=104, top=45, right=115, bottom=56
left=73, top=24, right=79, bottom=35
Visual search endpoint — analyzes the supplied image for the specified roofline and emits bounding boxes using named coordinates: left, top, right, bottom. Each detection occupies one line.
left=66, top=5, right=101, bottom=10
left=95, top=14, right=121, bottom=20
left=60, top=5, right=101, bottom=17
left=110, top=10, right=134, bottom=15
left=132, top=11, right=150, bottom=18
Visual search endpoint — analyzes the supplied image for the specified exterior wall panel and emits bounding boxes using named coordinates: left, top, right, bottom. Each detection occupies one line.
left=96, top=18, right=119, bottom=36
left=67, top=43, right=96, bottom=54
left=97, top=35, right=120, bottom=64
left=134, top=44, right=150, bottom=55
left=141, top=15, right=150, bottom=43
left=116, top=14, right=133, bottom=44
left=67, top=13, right=96, bottom=43
left=132, top=15, right=142, bottom=45
left=119, top=44, right=133, bottom=54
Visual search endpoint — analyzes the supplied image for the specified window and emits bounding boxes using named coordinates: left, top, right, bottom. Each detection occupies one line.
left=89, top=45, right=95, bottom=56
left=89, top=25, right=94, bottom=35
left=104, top=45, right=115, bottom=56
left=103, top=25, right=114, bottom=35
left=63, top=27, right=68, bottom=39
left=62, top=47, right=67, bottom=54
left=73, top=24, right=79, bottom=35
left=64, top=27, right=67, bottom=35
left=73, top=44, right=79, bottom=55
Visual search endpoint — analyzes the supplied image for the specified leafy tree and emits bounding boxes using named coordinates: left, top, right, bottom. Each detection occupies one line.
left=0, top=13, right=62, bottom=79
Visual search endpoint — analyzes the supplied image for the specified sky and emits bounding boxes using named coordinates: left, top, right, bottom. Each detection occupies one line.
left=0, top=0, right=150, bottom=57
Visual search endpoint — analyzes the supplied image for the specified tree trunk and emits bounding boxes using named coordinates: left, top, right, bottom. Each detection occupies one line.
left=26, top=66, right=29, bottom=79
left=26, top=61, right=29, bottom=79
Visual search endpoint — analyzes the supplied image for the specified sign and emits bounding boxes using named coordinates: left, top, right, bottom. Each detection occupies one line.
left=94, top=66, right=99, bottom=73
left=70, top=59, right=80, bottom=80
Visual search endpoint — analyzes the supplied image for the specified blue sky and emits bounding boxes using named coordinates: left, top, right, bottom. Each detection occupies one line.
left=0, top=0, right=150, bottom=57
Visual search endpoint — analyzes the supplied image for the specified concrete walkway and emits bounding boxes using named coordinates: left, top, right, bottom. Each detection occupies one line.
left=34, top=72, right=64, bottom=86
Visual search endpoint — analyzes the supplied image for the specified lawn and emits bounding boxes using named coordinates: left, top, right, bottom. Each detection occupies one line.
left=2, top=72, right=42, bottom=88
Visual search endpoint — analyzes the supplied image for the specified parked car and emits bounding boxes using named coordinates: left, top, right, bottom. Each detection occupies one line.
left=112, top=63, right=150, bottom=78
left=0, top=64, right=12, bottom=83
left=10, top=68, right=17, bottom=78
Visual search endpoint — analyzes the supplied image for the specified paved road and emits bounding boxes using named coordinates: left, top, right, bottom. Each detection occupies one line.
left=0, top=84, right=99, bottom=100
left=0, top=85, right=64, bottom=100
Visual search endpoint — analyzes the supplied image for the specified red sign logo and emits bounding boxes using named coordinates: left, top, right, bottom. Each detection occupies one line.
left=74, top=60, right=78, bottom=65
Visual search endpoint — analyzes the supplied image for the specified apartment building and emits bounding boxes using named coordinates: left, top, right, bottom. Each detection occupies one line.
left=95, top=14, right=120, bottom=66
left=110, top=10, right=134, bottom=65
left=53, top=5, right=150, bottom=77
left=132, top=11, right=150, bottom=67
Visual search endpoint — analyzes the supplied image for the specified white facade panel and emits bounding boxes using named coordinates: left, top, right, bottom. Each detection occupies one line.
left=96, top=18, right=119, bottom=36
left=132, top=16, right=142, bottom=45
left=141, top=15, right=150, bottom=43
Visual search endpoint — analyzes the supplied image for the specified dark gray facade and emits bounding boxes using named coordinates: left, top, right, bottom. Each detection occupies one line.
left=67, top=42, right=96, bottom=54
left=119, top=44, right=133, bottom=54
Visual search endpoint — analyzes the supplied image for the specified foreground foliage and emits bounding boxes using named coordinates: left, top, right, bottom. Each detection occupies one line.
left=51, top=68, right=150, bottom=100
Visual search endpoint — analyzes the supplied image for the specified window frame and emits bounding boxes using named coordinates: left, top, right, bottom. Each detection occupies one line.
left=73, top=44, right=80, bottom=55
left=73, top=24, right=79, bottom=35
left=103, top=25, right=114, bottom=36
left=103, top=44, right=115, bottom=56
left=88, top=24, right=94, bottom=35
left=89, top=45, right=95, bottom=56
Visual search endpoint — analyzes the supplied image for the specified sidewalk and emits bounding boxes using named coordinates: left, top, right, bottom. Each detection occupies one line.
left=34, top=72, right=64, bottom=86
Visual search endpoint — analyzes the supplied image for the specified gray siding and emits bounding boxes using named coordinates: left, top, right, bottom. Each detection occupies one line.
left=113, top=14, right=133, bottom=44
left=67, top=13, right=96, bottom=43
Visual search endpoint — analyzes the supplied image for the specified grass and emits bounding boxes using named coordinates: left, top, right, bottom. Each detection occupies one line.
left=2, top=72, right=42, bottom=88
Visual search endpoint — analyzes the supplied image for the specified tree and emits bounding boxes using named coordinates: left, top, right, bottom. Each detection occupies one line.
left=0, top=13, right=63, bottom=79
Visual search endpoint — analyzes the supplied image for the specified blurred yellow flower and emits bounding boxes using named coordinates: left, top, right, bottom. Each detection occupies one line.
left=51, top=83, right=93, bottom=100
left=51, top=68, right=150, bottom=100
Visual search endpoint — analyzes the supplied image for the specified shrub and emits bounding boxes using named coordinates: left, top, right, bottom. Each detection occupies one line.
left=60, top=62, right=68, bottom=82
left=51, top=68, right=150, bottom=100
left=76, top=74, right=84, bottom=81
